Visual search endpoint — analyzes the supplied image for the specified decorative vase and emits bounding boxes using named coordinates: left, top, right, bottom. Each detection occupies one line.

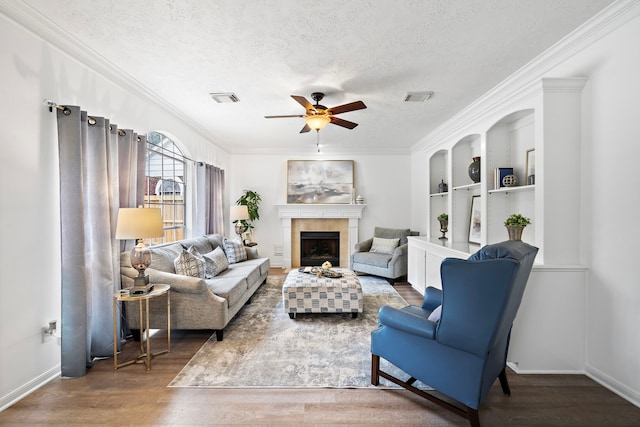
left=438, top=220, right=448, bottom=240
left=468, top=157, right=481, bottom=183
left=438, top=179, right=448, bottom=193
left=356, top=195, right=364, bottom=204
left=506, top=225, right=525, bottom=240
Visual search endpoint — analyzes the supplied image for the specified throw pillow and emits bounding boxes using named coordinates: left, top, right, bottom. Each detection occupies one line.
left=185, top=245, right=215, bottom=279
left=428, top=305, right=442, bottom=323
left=223, top=238, right=247, bottom=264
left=370, top=237, right=400, bottom=255
left=203, top=246, right=228, bottom=277
left=174, top=246, right=206, bottom=278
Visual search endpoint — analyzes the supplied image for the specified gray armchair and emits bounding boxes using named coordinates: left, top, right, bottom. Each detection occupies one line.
left=350, top=227, right=417, bottom=284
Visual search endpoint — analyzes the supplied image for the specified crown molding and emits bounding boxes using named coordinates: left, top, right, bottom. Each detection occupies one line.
left=411, top=0, right=640, bottom=154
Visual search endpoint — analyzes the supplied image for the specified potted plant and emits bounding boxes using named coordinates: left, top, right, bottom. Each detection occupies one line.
left=437, top=213, right=448, bottom=240
left=504, top=213, right=531, bottom=240
left=235, top=190, right=261, bottom=239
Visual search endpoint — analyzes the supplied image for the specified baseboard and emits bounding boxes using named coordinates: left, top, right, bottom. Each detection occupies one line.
left=0, top=365, right=60, bottom=412
left=585, top=364, right=640, bottom=409
left=506, top=361, right=584, bottom=375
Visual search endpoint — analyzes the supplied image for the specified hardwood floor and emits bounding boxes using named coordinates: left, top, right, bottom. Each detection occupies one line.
left=1, top=272, right=639, bottom=426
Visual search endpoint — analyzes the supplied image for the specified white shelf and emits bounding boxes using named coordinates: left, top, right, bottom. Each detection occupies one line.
left=429, top=192, right=449, bottom=198
left=488, top=185, right=535, bottom=195
left=452, top=183, right=481, bottom=192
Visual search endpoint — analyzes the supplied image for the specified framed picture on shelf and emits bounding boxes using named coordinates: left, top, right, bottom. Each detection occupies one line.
left=287, top=160, right=354, bottom=204
left=494, top=167, right=514, bottom=189
left=468, top=195, right=481, bottom=244
left=526, top=148, right=535, bottom=185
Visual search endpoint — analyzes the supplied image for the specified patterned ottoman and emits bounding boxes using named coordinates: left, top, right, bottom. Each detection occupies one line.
left=283, top=268, right=364, bottom=319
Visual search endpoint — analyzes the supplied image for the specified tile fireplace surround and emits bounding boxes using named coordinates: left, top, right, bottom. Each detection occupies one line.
left=276, top=204, right=366, bottom=269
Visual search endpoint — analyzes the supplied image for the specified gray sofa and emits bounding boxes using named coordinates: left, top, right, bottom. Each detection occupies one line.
left=350, top=227, right=417, bottom=284
left=120, top=234, right=270, bottom=341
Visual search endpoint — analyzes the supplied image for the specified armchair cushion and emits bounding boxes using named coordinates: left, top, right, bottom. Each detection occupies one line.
left=370, top=237, right=400, bottom=254
left=374, top=227, right=411, bottom=245
left=427, top=305, right=442, bottom=322
left=352, top=251, right=393, bottom=268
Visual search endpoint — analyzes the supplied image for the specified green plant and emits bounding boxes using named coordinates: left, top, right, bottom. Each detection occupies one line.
left=504, top=213, right=531, bottom=227
left=235, top=190, right=262, bottom=233
left=437, top=213, right=448, bottom=222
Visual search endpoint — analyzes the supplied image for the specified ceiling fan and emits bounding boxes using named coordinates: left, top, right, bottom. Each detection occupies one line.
left=265, top=92, right=366, bottom=133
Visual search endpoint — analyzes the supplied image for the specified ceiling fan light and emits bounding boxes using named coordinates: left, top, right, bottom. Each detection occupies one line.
left=305, top=115, right=331, bottom=130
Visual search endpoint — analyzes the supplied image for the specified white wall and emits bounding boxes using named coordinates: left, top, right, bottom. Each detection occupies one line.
left=229, top=155, right=413, bottom=267
left=411, top=2, right=640, bottom=406
left=0, top=11, right=230, bottom=410
left=563, top=11, right=640, bottom=405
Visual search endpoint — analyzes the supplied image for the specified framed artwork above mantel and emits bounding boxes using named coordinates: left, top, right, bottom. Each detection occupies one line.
left=287, top=160, right=354, bottom=204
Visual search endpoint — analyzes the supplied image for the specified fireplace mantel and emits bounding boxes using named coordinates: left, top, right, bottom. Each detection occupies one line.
left=276, top=204, right=366, bottom=269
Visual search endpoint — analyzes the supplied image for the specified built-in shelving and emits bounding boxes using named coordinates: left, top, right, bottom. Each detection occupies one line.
left=412, top=76, right=590, bottom=373
left=420, top=77, right=587, bottom=266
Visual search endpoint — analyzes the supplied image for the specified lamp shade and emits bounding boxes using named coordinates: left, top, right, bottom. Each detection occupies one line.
left=115, top=208, right=164, bottom=239
left=305, top=115, right=331, bottom=130
left=230, top=205, right=250, bottom=222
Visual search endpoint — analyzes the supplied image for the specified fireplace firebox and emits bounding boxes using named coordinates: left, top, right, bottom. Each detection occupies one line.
left=300, top=231, right=340, bottom=267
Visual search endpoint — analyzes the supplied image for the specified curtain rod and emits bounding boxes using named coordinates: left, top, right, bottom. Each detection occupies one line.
left=43, top=99, right=207, bottom=166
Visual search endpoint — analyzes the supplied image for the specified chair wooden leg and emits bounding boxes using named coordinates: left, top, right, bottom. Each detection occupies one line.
left=373, top=358, right=485, bottom=426
left=468, top=407, right=481, bottom=427
left=215, top=329, right=223, bottom=341
left=498, top=367, right=511, bottom=396
left=371, top=354, right=380, bottom=385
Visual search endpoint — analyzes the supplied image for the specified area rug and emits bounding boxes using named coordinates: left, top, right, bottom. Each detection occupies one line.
left=169, top=274, right=422, bottom=389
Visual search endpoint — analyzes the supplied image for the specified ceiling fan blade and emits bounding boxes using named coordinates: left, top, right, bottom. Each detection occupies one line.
left=264, top=114, right=305, bottom=118
left=299, top=123, right=311, bottom=133
left=328, top=100, right=367, bottom=115
left=330, top=116, right=358, bottom=129
left=291, top=95, right=314, bottom=111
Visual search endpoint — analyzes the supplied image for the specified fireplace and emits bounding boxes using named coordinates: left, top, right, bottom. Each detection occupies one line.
left=300, top=231, right=340, bottom=267
left=275, top=204, right=366, bottom=269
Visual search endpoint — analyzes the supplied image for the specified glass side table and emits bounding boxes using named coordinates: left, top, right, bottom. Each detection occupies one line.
left=112, top=284, right=170, bottom=370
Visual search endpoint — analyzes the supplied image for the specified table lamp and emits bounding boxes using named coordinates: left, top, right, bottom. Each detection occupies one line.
left=230, top=205, right=250, bottom=241
left=115, top=207, right=164, bottom=295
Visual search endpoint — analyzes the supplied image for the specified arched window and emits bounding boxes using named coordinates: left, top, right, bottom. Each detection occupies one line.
left=145, top=131, right=187, bottom=243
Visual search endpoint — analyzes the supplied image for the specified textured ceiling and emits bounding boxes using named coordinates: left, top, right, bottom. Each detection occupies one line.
left=21, top=0, right=614, bottom=155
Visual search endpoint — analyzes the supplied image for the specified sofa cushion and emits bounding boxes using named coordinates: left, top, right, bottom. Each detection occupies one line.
left=224, top=262, right=261, bottom=285
left=207, top=275, right=248, bottom=308
left=374, top=227, right=411, bottom=246
left=149, top=244, right=184, bottom=273
left=224, top=238, right=248, bottom=263
left=174, top=247, right=206, bottom=278
left=178, top=236, right=213, bottom=255
left=203, top=246, right=228, bottom=277
left=352, top=251, right=392, bottom=268
left=370, top=237, right=400, bottom=255
left=205, top=234, right=225, bottom=251
left=239, top=257, right=270, bottom=276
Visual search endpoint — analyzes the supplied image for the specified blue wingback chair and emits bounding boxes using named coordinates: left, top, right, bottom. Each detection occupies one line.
left=371, top=240, right=538, bottom=427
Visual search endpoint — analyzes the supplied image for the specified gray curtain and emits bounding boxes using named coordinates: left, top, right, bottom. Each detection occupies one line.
left=56, top=106, right=143, bottom=377
left=196, top=162, right=225, bottom=235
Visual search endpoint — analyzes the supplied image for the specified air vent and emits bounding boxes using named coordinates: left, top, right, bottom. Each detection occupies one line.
left=404, top=91, right=433, bottom=102
left=209, top=92, right=240, bottom=103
